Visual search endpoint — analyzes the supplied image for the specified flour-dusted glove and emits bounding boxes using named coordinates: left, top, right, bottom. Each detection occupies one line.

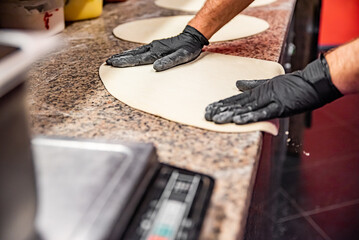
left=106, top=25, right=209, bottom=72
left=205, top=55, right=343, bottom=124
left=235, top=79, right=268, bottom=91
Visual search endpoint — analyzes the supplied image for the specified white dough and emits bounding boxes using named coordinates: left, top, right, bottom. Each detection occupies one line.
left=250, top=0, right=277, bottom=7
left=99, top=53, right=284, bottom=135
left=113, top=15, right=269, bottom=43
left=155, top=0, right=277, bottom=12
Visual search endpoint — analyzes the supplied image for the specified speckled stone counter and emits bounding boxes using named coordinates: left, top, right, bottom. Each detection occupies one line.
left=26, top=0, right=296, bottom=239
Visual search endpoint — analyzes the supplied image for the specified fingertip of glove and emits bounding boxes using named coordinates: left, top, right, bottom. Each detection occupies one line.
left=153, top=58, right=174, bottom=72
left=153, top=62, right=166, bottom=72
left=235, top=81, right=249, bottom=91
left=106, top=59, right=113, bottom=65
left=204, top=112, right=213, bottom=121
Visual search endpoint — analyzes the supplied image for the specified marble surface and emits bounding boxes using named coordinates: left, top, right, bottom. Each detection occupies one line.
left=26, top=0, right=296, bottom=239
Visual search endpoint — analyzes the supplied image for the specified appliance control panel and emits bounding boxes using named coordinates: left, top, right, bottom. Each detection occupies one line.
left=121, top=164, right=214, bottom=240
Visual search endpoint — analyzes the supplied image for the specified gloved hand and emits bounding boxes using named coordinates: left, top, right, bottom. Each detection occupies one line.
left=205, top=55, right=343, bottom=124
left=106, top=25, right=209, bottom=72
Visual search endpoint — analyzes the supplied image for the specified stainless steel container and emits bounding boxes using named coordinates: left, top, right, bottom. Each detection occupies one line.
left=0, top=30, right=57, bottom=240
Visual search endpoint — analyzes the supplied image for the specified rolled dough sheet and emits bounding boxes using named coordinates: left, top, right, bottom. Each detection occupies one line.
left=99, top=53, right=284, bottom=135
left=113, top=14, right=269, bottom=44
left=155, top=0, right=277, bottom=12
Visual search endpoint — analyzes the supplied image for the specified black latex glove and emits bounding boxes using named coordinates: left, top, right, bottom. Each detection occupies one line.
left=106, top=25, right=209, bottom=72
left=235, top=79, right=268, bottom=91
left=205, top=55, right=343, bottom=124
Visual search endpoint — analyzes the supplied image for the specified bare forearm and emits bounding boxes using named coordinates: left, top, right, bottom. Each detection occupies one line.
left=188, top=0, right=254, bottom=39
left=326, top=38, right=359, bottom=95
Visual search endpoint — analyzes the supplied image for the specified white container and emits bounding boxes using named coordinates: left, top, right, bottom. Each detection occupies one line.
left=0, top=0, right=65, bottom=35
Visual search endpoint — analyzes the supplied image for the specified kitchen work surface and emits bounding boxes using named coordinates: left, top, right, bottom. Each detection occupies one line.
left=100, top=52, right=284, bottom=135
left=113, top=14, right=269, bottom=43
left=155, top=0, right=277, bottom=12
left=26, top=0, right=296, bottom=239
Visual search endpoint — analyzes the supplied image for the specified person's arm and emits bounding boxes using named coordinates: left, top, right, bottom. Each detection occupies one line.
left=326, top=38, right=359, bottom=95
left=205, top=38, right=359, bottom=124
left=107, top=0, right=254, bottom=71
left=189, top=0, right=254, bottom=39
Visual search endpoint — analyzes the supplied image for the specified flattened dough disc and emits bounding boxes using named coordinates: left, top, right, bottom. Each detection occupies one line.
left=99, top=53, right=284, bottom=135
left=155, top=0, right=277, bottom=12
left=113, top=15, right=269, bottom=43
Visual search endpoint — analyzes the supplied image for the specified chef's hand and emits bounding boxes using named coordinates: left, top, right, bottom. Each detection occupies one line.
left=205, top=55, right=343, bottom=124
left=106, top=25, right=209, bottom=72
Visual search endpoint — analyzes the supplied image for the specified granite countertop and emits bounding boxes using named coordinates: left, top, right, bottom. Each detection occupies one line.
left=26, top=0, right=296, bottom=239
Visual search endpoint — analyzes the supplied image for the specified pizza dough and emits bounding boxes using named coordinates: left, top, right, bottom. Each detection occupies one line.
left=250, top=0, right=277, bottom=7
left=99, top=52, right=284, bottom=135
left=113, top=15, right=269, bottom=43
left=155, top=0, right=277, bottom=12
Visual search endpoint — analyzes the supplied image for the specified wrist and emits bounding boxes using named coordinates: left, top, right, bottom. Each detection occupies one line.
left=188, top=17, right=216, bottom=40
left=303, top=55, right=343, bottom=104
left=184, top=25, right=209, bottom=46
